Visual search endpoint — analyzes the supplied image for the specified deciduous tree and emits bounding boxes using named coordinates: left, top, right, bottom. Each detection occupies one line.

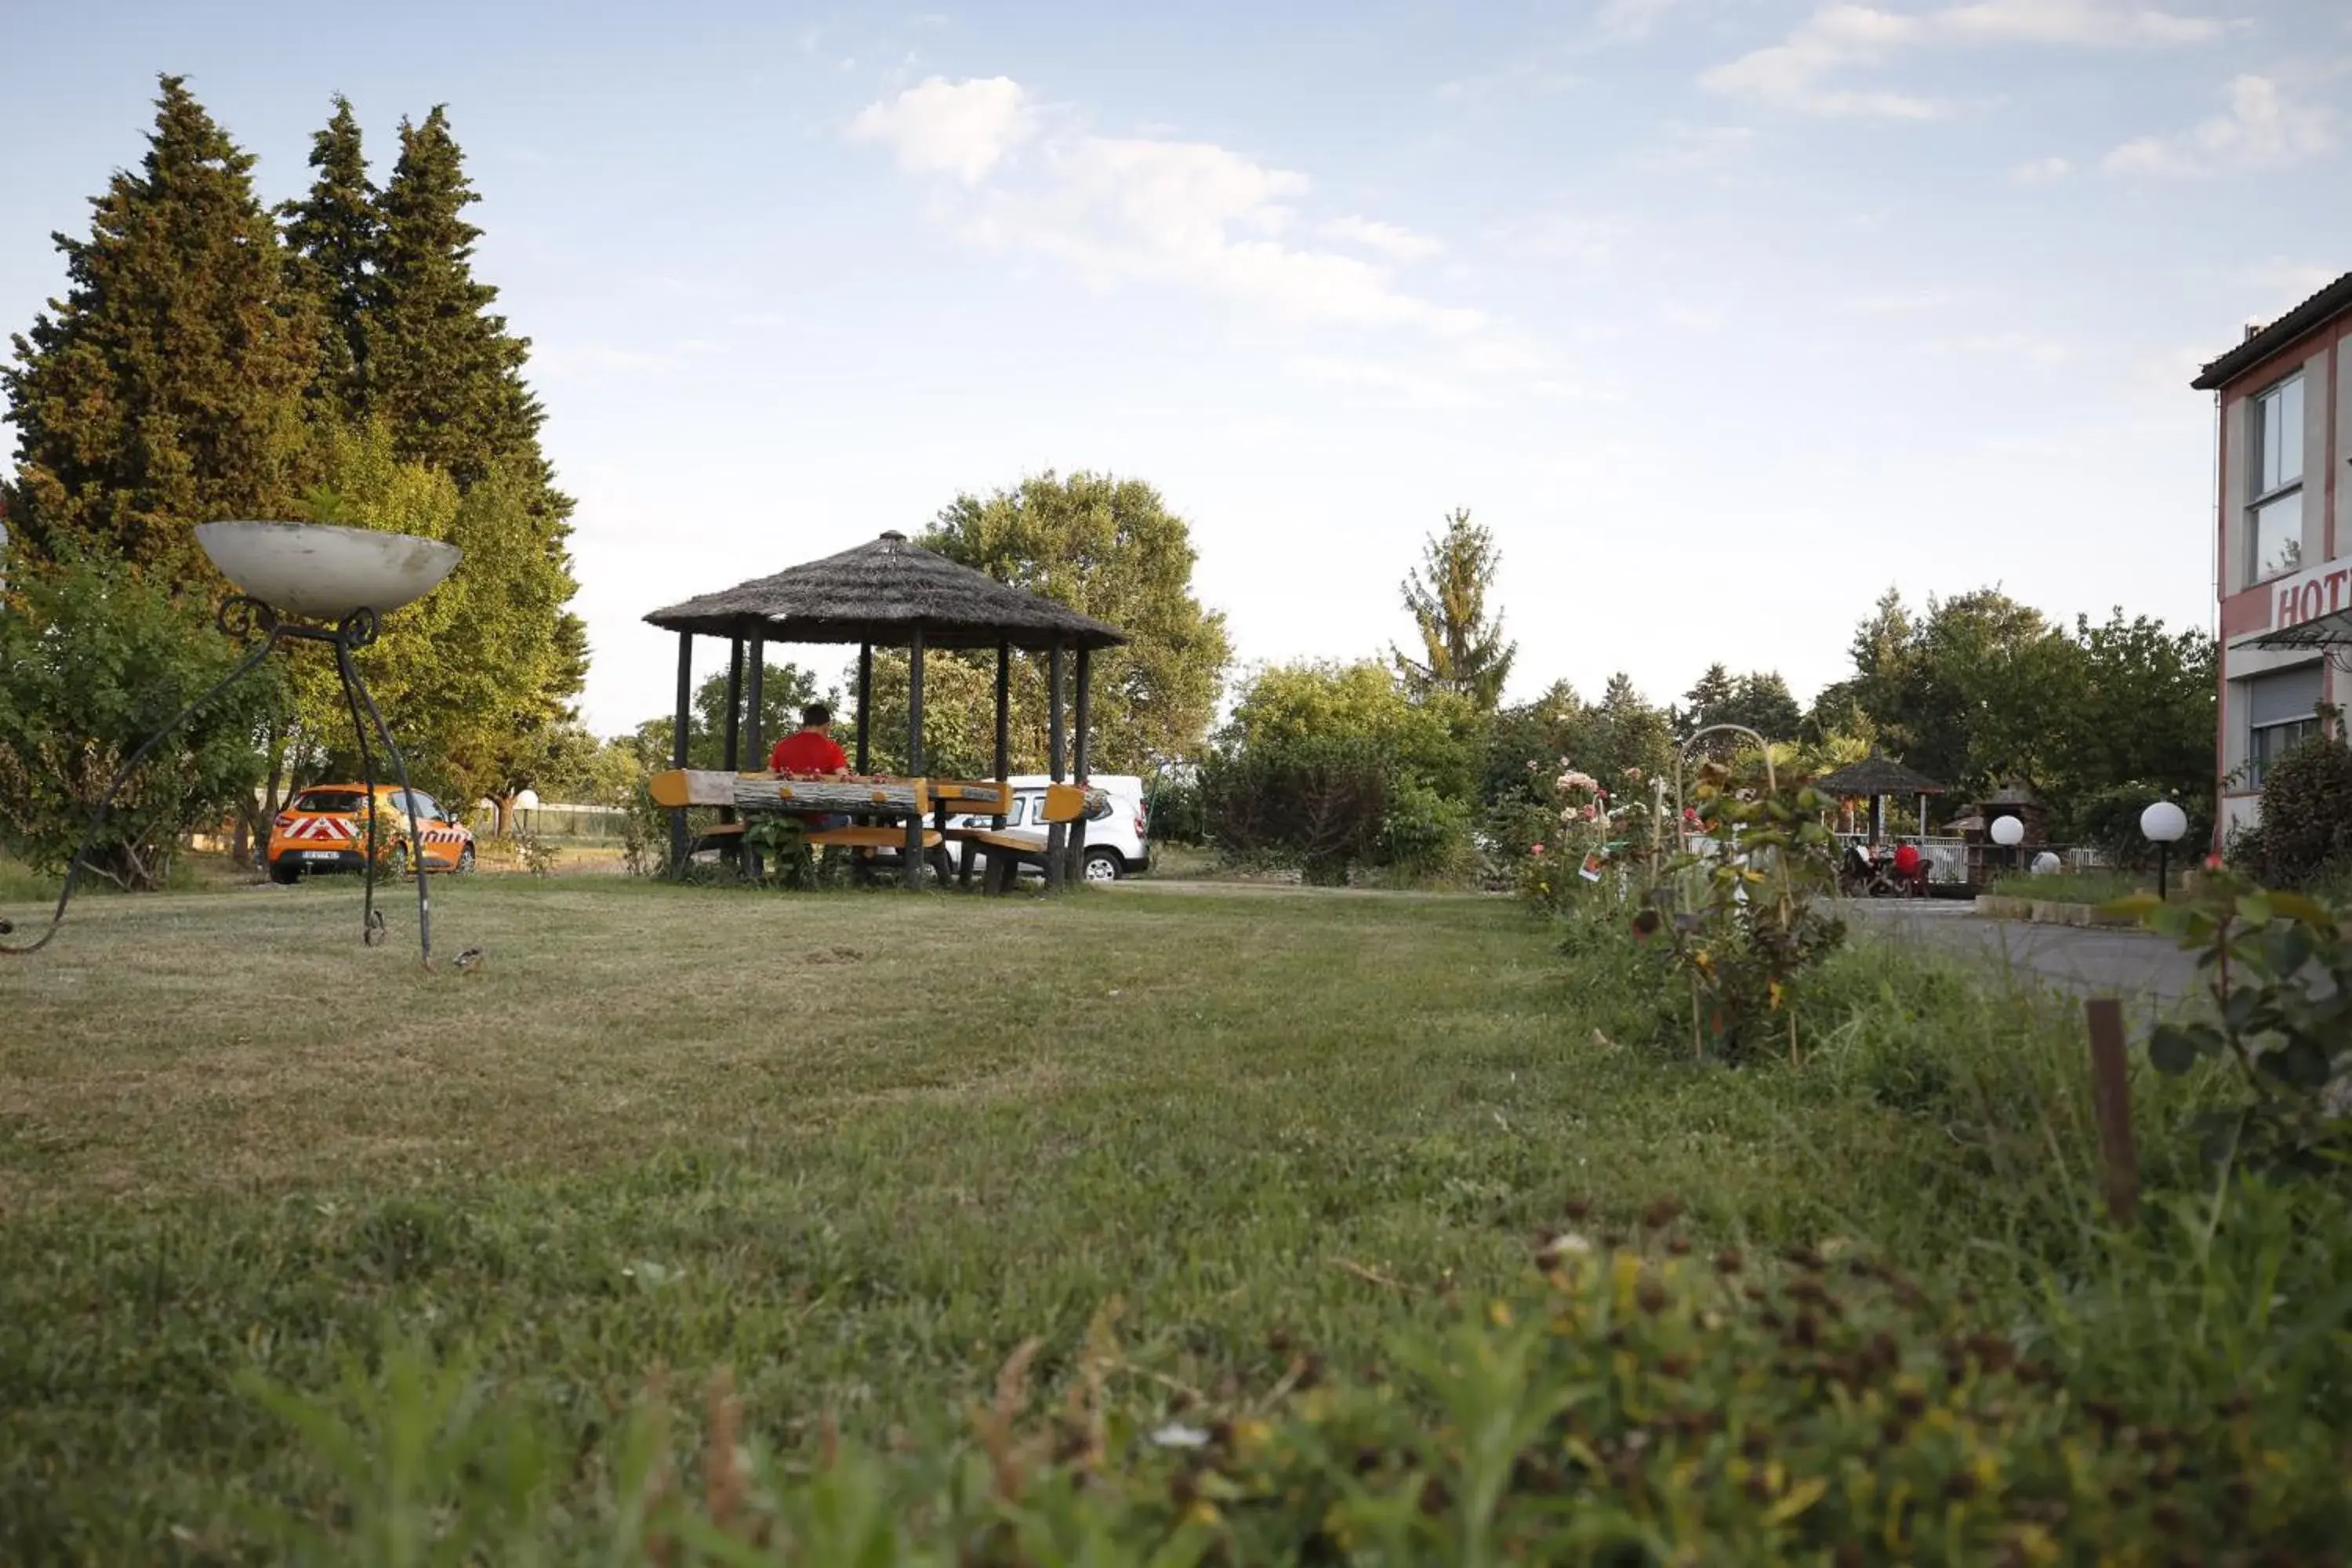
left=920, top=471, right=1231, bottom=772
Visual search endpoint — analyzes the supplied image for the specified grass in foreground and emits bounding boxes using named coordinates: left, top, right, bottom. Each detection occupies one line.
left=0, top=874, right=2336, bottom=1559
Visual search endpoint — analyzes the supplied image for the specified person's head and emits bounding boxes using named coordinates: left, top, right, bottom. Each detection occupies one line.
left=799, top=702, right=833, bottom=733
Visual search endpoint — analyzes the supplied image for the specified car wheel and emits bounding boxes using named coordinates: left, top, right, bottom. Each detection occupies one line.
left=1083, top=848, right=1123, bottom=882
left=268, top=858, right=299, bottom=885
left=456, top=843, right=476, bottom=874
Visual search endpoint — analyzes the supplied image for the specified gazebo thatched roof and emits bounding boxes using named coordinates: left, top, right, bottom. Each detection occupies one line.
left=1815, top=752, right=1947, bottom=799
left=644, top=532, right=1127, bottom=652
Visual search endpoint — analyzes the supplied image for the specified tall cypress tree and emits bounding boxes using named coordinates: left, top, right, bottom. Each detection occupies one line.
left=279, top=95, right=379, bottom=422
left=365, top=106, right=546, bottom=487
left=2, top=74, right=320, bottom=587
left=354, top=103, right=586, bottom=795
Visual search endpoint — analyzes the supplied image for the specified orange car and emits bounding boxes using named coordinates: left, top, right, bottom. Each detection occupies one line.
left=265, top=783, right=475, bottom=884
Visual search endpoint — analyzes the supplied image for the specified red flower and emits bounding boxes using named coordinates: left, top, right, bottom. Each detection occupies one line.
left=1530, top=843, right=1545, bottom=856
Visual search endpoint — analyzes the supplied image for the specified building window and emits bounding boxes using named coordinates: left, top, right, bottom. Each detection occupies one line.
left=2247, top=373, right=2304, bottom=586
left=2245, top=661, right=2323, bottom=789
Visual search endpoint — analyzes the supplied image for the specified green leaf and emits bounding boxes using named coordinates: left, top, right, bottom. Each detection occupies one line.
left=2236, top=893, right=2274, bottom=927
left=2147, top=1023, right=2209, bottom=1076
left=2266, top=891, right=2336, bottom=931
left=2260, top=924, right=2314, bottom=981
left=2263, top=1036, right=2334, bottom=1091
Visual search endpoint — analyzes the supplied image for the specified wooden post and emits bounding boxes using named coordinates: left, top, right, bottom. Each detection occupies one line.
left=670, top=631, right=691, bottom=876
left=1045, top=639, right=1067, bottom=891
left=2084, top=998, right=2140, bottom=1225
left=743, top=641, right=765, bottom=879
left=1069, top=644, right=1092, bottom=883
left=720, top=637, right=743, bottom=866
left=855, top=641, right=873, bottom=775
left=903, top=627, right=925, bottom=889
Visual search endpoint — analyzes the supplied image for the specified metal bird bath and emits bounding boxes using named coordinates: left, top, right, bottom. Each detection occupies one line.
left=0, top=521, right=459, bottom=967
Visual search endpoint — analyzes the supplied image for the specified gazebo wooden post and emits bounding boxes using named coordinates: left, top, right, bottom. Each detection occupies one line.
left=743, top=641, right=765, bottom=880
left=1045, top=638, right=1067, bottom=891
left=1869, top=793, right=1885, bottom=847
left=720, top=637, right=744, bottom=866
left=1068, top=645, right=1092, bottom=883
left=855, top=642, right=873, bottom=774
left=903, top=626, right=926, bottom=890
left=669, top=631, right=692, bottom=877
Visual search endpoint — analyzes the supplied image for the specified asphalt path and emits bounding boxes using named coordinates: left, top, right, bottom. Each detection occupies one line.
left=1842, top=899, right=2201, bottom=1014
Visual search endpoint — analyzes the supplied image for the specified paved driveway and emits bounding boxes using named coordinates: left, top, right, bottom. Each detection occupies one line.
left=1842, top=901, right=2201, bottom=1011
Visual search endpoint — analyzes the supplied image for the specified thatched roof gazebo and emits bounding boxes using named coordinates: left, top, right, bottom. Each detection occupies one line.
left=644, top=531, right=1127, bottom=887
left=1814, top=751, right=1947, bottom=844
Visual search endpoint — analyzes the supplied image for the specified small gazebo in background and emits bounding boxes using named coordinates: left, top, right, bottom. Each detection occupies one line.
left=643, top=531, right=1127, bottom=888
left=1814, top=751, right=1947, bottom=845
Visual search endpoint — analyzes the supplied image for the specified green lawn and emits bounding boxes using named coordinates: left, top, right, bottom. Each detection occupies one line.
left=0, top=873, right=2256, bottom=1557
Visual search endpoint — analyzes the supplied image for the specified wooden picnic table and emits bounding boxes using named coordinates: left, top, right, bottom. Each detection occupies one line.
left=645, top=769, right=1097, bottom=891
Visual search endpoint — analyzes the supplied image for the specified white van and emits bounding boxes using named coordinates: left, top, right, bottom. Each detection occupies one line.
left=946, top=774, right=1150, bottom=880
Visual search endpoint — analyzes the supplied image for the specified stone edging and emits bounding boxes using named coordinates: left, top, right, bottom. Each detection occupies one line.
left=1973, top=895, right=2140, bottom=929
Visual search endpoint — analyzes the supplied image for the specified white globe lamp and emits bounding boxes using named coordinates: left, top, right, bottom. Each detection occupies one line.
left=2140, top=799, right=2188, bottom=901
left=1989, top=815, right=2024, bottom=846
left=2031, top=850, right=2061, bottom=876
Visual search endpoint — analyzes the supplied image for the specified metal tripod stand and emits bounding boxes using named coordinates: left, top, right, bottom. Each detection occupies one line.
left=0, top=594, right=437, bottom=966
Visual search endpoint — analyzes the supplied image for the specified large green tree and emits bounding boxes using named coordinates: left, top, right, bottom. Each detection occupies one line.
left=918, top=470, right=1231, bottom=771
left=311, top=103, right=587, bottom=804
left=278, top=95, right=380, bottom=422
left=364, top=106, right=544, bottom=485
left=1679, top=664, right=1803, bottom=754
left=2, top=75, right=320, bottom=587
left=1392, top=507, right=1515, bottom=710
left=288, top=422, right=584, bottom=810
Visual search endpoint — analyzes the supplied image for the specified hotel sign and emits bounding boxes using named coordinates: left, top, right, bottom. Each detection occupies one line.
left=2258, top=554, right=2352, bottom=639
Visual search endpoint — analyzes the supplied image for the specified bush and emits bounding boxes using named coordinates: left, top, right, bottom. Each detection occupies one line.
left=1375, top=779, right=1476, bottom=884
left=2233, top=731, right=2352, bottom=887
left=1203, top=735, right=1389, bottom=884
left=2063, top=779, right=2212, bottom=870
left=1143, top=771, right=1206, bottom=846
left=0, top=550, right=280, bottom=890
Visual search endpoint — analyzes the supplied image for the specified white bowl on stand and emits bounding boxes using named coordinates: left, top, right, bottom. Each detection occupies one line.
left=195, top=521, right=460, bottom=620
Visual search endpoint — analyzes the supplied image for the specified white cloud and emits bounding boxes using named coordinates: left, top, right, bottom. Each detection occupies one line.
left=1321, top=215, right=1445, bottom=263
left=1660, top=301, right=1722, bottom=330
left=1492, top=212, right=1628, bottom=265
left=1592, top=0, right=1680, bottom=42
left=846, top=74, right=1035, bottom=184
left=1636, top=122, right=1760, bottom=171
left=849, top=76, right=1504, bottom=344
left=1702, top=0, right=2223, bottom=118
left=2011, top=154, right=2073, bottom=181
left=2102, top=74, right=2337, bottom=176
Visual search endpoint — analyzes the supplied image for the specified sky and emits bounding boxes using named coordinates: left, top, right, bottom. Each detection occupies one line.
left=2, top=0, right=2348, bottom=737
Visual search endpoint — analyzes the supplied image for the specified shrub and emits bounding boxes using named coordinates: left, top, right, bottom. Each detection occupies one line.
left=2233, top=731, right=2352, bottom=887
left=1203, top=735, right=1390, bottom=884
left=2115, top=866, right=2352, bottom=1178
left=1375, top=779, right=1476, bottom=884
left=2063, top=779, right=2212, bottom=870
left=0, top=549, right=281, bottom=890
left=1143, top=771, right=1206, bottom=846
left=1635, top=757, right=1846, bottom=1064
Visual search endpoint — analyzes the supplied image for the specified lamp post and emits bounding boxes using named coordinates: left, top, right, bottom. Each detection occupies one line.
left=1989, top=811, right=2024, bottom=873
left=2140, top=800, right=2188, bottom=901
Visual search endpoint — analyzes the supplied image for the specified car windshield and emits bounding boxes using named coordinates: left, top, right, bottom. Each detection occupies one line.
left=291, top=789, right=370, bottom=815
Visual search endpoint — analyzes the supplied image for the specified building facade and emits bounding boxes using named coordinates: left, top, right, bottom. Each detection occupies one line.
left=2194, top=272, right=2352, bottom=845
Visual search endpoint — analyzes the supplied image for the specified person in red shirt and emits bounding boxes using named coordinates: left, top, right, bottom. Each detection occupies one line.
left=768, top=702, right=852, bottom=829
left=768, top=702, right=851, bottom=777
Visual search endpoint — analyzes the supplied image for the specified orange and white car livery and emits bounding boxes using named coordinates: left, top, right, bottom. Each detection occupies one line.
left=265, top=784, right=475, bottom=884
